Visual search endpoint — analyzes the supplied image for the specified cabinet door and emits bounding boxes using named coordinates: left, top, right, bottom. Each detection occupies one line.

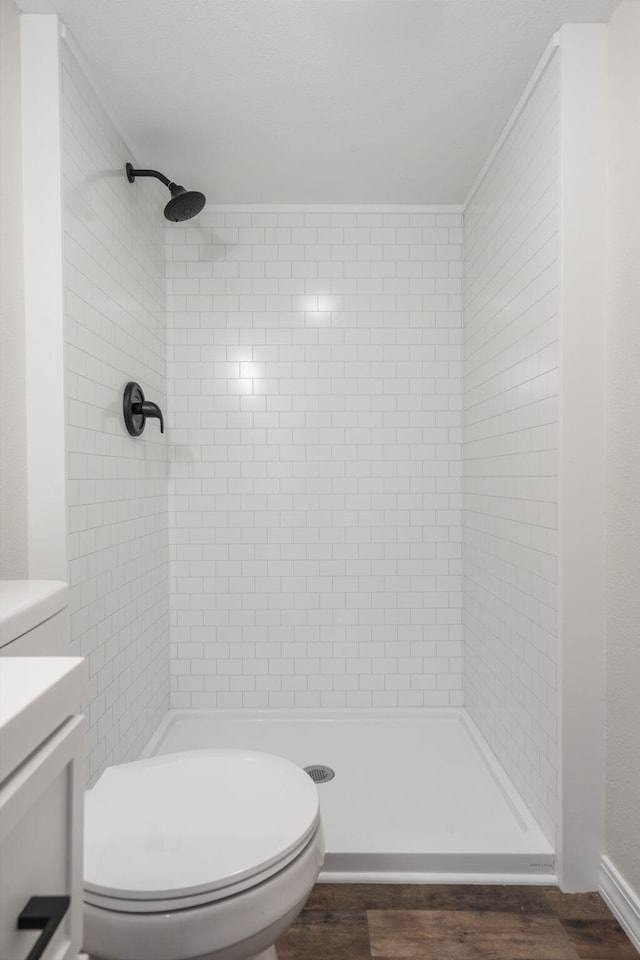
left=0, top=716, right=84, bottom=960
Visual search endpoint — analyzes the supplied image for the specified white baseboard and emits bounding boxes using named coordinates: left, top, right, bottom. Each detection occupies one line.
left=600, top=856, right=640, bottom=953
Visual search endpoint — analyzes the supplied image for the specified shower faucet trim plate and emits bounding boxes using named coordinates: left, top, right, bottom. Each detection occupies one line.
left=123, top=381, right=164, bottom=436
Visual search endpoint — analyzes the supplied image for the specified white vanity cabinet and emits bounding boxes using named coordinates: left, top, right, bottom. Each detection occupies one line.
left=0, top=658, right=85, bottom=960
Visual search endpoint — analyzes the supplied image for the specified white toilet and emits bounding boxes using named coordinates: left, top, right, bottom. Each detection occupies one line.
left=83, top=748, right=325, bottom=960
left=0, top=581, right=323, bottom=958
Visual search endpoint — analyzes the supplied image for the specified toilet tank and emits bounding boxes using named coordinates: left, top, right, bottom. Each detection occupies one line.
left=0, top=580, right=69, bottom=655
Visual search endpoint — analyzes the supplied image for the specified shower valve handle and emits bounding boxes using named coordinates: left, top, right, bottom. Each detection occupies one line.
left=123, top=382, right=164, bottom=436
left=132, top=400, right=164, bottom=433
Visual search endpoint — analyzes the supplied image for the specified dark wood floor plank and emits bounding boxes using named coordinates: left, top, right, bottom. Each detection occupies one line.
left=544, top=890, right=617, bottom=921
left=308, top=882, right=553, bottom=913
left=368, top=909, right=580, bottom=960
left=278, top=885, right=638, bottom=960
left=276, top=908, right=371, bottom=960
left=559, top=919, right=639, bottom=959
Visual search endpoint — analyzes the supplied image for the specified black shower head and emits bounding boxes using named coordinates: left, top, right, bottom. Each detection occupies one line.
left=126, top=163, right=206, bottom=221
left=164, top=183, right=206, bottom=222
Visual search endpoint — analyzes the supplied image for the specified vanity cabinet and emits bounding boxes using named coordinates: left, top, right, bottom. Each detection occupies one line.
left=0, top=658, right=85, bottom=960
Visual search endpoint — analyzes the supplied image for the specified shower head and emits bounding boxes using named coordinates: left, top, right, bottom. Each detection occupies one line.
left=164, top=183, right=207, bottom=222
left=126, top=163, right=206, bottom=221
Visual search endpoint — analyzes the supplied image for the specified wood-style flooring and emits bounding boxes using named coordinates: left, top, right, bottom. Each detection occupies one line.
left=276, top=884, right=639, bottom=959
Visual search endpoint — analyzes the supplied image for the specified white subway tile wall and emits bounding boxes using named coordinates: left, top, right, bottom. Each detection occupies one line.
left=463, top=54, right=560, bottom=844
left=166, top=207, right=464, bottom=708
left=61, top=42, right=170, bottom=784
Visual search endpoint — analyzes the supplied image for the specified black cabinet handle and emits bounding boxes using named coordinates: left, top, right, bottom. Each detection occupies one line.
left=17, top=896, right=70, bottom=960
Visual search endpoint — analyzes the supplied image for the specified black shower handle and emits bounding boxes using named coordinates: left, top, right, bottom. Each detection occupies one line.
left=133, top=400, right=164, bottom=433
left=123, top=382, right=165, bottom=436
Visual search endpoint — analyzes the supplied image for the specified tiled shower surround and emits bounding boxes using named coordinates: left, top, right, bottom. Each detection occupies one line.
left=463, top=52, right=560, bottom=844
left=166, top=209, right=465, bottom=708
left=58, top=25, right=560, bottom=849
left=61, top=42, right=170, bottom=783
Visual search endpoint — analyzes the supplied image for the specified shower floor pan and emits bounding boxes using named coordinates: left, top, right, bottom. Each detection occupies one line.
left=143, top=708, right=555, bottom=884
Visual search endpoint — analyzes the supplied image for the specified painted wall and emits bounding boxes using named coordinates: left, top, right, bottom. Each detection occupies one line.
left=0, top=0, right=28, bottom=577
left=60, top=40, right=170, bottom=783
left=605, top=0, right=640, bottom=899
left=463, top=52, right=560, bottom=846
left=166, top=207, right=464, bottom=708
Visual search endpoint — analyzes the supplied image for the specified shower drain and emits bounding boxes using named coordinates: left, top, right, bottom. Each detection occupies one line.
left=304, top=765, right=335, bottom=784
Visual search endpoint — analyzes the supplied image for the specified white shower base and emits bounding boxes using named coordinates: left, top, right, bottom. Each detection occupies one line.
left=142, top=708, right=555, bottom=884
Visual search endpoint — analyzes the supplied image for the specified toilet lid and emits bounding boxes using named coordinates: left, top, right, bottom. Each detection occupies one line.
left=84, top=749, right=320, bottom=903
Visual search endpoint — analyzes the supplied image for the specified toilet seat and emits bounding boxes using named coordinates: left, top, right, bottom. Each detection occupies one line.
left=84, top=749, right=320, bottom=913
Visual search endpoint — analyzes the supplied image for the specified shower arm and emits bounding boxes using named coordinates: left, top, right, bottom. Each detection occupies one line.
left=125, top=161, right=206, bottom=221
left=126, top=163, right=174, bottom=190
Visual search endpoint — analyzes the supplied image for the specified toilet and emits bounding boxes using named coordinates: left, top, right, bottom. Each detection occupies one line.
left=83, top=748, right=325, bottom=960
left=0, top=580, right=324, bottom=960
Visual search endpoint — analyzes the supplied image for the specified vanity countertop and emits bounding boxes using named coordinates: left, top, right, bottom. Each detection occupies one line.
left=0, top=580, right=68, bottom=649
left=0, top=656, right=84, bottom=783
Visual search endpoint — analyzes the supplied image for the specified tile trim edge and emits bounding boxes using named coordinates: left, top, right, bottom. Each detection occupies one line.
left=463, top=32, right=560, bottom=209
left=197, top=203, right=464, bottom=214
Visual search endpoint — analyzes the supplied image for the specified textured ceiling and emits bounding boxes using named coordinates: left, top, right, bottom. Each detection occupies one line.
left=17, top=0, right=617, bottom=203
